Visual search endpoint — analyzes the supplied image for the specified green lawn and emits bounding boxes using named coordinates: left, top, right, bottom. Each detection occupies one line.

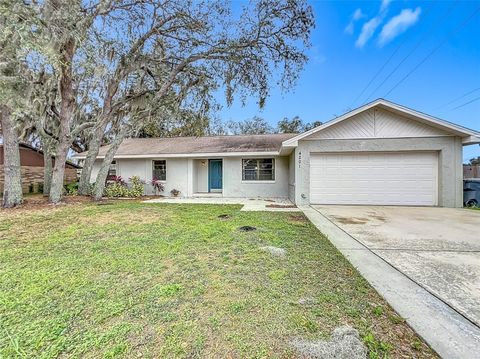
left=0, top=201, right=436, bottom=358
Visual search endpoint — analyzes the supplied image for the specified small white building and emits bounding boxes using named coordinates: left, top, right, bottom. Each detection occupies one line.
left=74, top=99, right=480, bottom=207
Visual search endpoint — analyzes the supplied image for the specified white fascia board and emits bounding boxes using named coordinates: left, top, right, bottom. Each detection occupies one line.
left=72, top=151, right=281, bottom=160
left=462, top=136, right=480, bottom=145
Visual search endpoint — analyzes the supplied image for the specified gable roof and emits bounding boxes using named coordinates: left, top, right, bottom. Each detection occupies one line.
left=73, top=133, right=297, bottom=159
left=282, top=99, right=480, bottom=146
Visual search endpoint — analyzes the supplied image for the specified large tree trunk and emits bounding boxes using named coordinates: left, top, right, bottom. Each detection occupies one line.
left=92, top=128, right=127, bottom=201
left=49, top=37, right=76, bottom=203
left=43, top=146, right=53, bottom=196
left=1, top=105, right=23, bottom=208
left=49, top=136, right=70, bottom=203
left=78, top=121, right=108, bottom=195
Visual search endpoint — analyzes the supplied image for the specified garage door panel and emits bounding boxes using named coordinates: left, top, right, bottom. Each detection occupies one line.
left=310, top=152, right=438, bottom=206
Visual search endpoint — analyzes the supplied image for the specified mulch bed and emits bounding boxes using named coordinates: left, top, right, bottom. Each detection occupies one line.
left=265, top=204, right=297, bottom=209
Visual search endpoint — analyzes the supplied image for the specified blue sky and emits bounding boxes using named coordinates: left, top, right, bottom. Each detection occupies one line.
left=218, top=0, right=480, bottom=162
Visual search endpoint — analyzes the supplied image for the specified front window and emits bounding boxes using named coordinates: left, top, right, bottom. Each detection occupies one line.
left=242, top=158, right=275, bottom=181
left=107, top=160, right=117, bottom=180
left=153, top=160, right=166, bottom=181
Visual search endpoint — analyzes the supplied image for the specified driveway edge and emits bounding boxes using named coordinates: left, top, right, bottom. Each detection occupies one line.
left=300, top=205, right=480, bottom=359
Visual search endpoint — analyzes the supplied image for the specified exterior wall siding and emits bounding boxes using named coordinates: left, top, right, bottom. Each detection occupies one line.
left=0, top=165, right=77, bottom=194
left=119, top=158, right=190, bottom=196
left=195, top=159, right=209, bottom=193
left=91, top=155, right=290, bottom=198
left=222, top=156, right=289, bottom=198
left=288, top=152, right=295, bottom=202
left=304, top=108, right=449, bottom=140
left=294, top=136, right=464, bottom=208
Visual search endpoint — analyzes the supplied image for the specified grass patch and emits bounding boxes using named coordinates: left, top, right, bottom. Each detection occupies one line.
left=0, top=202, right=436, bottom=358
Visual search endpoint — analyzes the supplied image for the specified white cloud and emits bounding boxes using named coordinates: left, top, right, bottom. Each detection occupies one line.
left=345, top=8, right=365, bottom=35
left=354, top=0, right=391, bottom=47
left=355, top=16, right=382, bottom=48
left=353, top=8, right=365, bottom=21
left=378, top=7, right=421, bottom=46
left=344, top=22, right=354, bottom=34
left=380, top=0, right=392, bottom=12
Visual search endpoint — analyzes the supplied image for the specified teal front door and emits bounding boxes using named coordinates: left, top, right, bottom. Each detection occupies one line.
left=208, top=159, right=223, bottom=192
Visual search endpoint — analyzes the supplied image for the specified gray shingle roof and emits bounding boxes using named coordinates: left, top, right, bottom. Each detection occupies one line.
left=74, top=133, right=296, bottom=158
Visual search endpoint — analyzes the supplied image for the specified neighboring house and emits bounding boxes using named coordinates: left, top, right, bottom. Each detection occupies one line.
left=73, top=99, right=480, bottom=207
left=0, top=143, right=80, bottom=194
left=464, top=164, right=480, bottom=179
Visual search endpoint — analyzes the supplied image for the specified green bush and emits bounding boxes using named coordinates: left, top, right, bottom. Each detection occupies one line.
left=104, top=176, right=144, bottom=198
left=37, top=182, right=44, bottom=194
left=64, top=182, right=79, bottom=196
left=104, top=182, right=129, bottom=198
left=128, top=176, right=145, bottom=198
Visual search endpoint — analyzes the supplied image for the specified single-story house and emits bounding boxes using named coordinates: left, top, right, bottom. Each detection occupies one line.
left=73, top=99, right=480, bottom=207
left=0, top=143, right=80, bottom=194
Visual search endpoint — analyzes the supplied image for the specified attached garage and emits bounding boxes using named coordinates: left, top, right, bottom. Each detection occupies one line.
left=309, top=152, right=438, bottom=206
left=282, top=99, right=480, bottom=208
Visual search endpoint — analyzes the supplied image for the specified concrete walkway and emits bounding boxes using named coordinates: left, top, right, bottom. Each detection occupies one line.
left=301, top=205, right=480, bottom=359
left=143, top=197, right=301, bottom=212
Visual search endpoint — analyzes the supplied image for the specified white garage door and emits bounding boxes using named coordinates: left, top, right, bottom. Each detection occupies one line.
left=310, top=152, right=438, bottom=206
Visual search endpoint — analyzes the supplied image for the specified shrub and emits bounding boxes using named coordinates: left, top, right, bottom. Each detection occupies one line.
left=104, top=176, right=128, bottom=198
left=128, top=176, right=145, bottom=198
left=64, top=182, right=79, bottom=196
left=104, top=176, right=145, bottom=198
left=104, top=182, right=129, bottom=198
left=37, top=182, right=44, bottom=194
left=151, top=177, right=165, bottom=195
left=28, top=183, right=34, bottom=193
left=170, top=188, right=180, bottom=197
left=110, top=176, right=126, bottom=186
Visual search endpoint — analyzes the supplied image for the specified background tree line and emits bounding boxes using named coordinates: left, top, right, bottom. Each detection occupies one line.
left=139, top=115, right=322, bottom=137
left=0, top=0, right=315, bottom=207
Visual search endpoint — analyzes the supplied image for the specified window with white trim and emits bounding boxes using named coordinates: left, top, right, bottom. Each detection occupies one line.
left=242, top=158, right=275, bottom=181
left=107, top=160, right=117, bottom=180
left=152, top=160, right=166, bottom=181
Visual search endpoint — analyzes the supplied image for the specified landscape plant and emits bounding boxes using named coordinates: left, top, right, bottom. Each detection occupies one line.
left=104, top=182, right=128, bottom=198
left=151, top=178, right=165, bottom=195
left=104, top=176, right=145, bottom=198
left=64, top=182, right=79, bottom=196
left=128, top=176, right=145, bottom=198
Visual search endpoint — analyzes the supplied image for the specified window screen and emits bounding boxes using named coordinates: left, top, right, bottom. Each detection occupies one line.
left=242, top=158, right=275, bottom=181
left=153, top=160, right=166, bottom=181
left=107, top=161, right=117, bottom=180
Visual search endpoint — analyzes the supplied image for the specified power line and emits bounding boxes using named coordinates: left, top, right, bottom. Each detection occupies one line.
left=384, top=5, right=480, bottom=97
left=349, top=40, right=405, bottom=108
left=451, top=95, right=480, bottom=110
left=435, top=87, right=480, bottom=109
left=350, top=2, right=436, bottom=108
left=363, top=1, right=458, bottom=103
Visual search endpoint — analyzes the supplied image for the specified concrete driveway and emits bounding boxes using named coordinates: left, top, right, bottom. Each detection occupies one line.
left=312, top=205, right=480, bottom=327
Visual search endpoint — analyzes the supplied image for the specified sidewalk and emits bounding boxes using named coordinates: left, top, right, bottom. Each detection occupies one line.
left=143, top=197, right=301, bottom=212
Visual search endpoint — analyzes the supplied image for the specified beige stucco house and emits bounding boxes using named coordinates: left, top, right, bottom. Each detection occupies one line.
left=74, top=99, right=480, bottom=207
